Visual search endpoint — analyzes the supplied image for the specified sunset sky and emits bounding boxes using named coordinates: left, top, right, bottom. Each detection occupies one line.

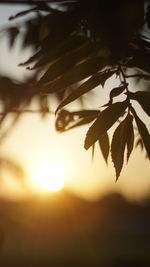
left=0, top=3, right=149, bottom=202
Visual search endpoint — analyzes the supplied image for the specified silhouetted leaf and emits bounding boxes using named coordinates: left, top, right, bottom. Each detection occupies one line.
left=56, top=109, right=99, bottom=132
left=39, top=22, right=49, bottom=41
left=56, top=70, right=115, bottom=112
left=55, top=109, right=73, bottom=132
left=99, top=132, right=109, bottom=164
left=109, top=84, right=127, bottom=103
left=42, top=56, right=106, bottom=93
left=126, top=114, right=134, bottom=162
left=67, top=116, right=97, bottom=131
left=84, top=101, right=128, bottom=150
left=38, top=41, right=101, bottom=85
left=135, top=138, right=144, bottom=150
left=111, top=115, right=130, bottom=180
left=30, top=35, right=86, bottom=69
left=132, top=108, right=150, bottom=159
left=0, top=0, right=148, bottom=182
left=9, top=7, right=38, bottom=20
left=97, top=69, right=116, bottom=88
left=22, top=19, right=41, bottom=49
left=128, top=91, right=150, bottom=116
left=71, top=110, right=99, bottom=118
left=9, top=3, right=53, bottom=20
left=19, top=50, right=42, bottom=66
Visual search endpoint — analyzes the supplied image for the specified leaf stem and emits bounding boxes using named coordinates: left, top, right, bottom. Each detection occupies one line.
left=118, top=65, right=131, bottom=112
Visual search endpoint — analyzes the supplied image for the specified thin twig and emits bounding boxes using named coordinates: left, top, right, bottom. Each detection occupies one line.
left=125, top=74, right=150, bottom=79
left=118, top=65, right=131, bottom=112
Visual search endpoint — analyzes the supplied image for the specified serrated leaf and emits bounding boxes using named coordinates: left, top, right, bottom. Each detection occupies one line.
left=42, top=56, right=106, bottom=93
left=128, top=91, right=150, bottom=116
left=99, top=132, right=109, bottom=164
left=109, top=84, right=127, bottom=102
left=56, top=70, right=115, bottom=112
left=126, top=114, right=134, bottom=162
left=132, top=108, right=150, bottom=159
left=111, top=115, right=129, bottom=180
left=84, top=101, right=128, bottom=150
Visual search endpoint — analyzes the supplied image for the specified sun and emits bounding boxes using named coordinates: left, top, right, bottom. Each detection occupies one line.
left=35, top=161, right=65, bottom=192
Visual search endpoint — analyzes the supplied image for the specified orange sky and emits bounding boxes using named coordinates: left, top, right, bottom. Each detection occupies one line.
left=0, top=4, right=149, bottom=202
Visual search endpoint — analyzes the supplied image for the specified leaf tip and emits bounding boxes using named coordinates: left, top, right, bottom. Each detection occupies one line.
left=55, top=107, right=59, bottom=116
left=84, top=143, right=89, bottom=150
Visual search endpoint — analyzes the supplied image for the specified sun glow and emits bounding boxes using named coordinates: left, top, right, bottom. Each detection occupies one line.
left=34, top=162, right=65, bottom=192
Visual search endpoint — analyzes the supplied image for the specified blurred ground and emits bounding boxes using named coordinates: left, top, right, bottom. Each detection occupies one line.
left=0, top=191, right=150, bottom=267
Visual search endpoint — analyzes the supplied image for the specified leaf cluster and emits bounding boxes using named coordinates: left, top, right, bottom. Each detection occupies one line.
left=0, top=0, right=149, bottom=180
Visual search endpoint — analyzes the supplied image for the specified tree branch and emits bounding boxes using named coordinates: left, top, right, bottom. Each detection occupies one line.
left=0, top=109, right=54, bottom=115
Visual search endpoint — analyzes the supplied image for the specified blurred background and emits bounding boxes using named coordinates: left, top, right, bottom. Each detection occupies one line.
left=0, top=2, right=149, bottom=266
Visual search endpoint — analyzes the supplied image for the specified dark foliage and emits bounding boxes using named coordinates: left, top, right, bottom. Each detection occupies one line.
left=0, top=0, right=150, bottom=179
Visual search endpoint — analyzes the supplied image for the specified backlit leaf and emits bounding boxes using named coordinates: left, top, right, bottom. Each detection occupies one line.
left=8, top=6, right=38, bottom=20
left=71, top=110, right=100, bottom=118
left=55, top=109, right=73, bottom=132
left=135, top=138, right=144, bottom=150
left=126, top=114, right=134, bottom=162
left=38, top=41, right=101, bottom=85
left=19, top=50, right=42, bottom=66
left=56, top=70, right=115, bottom=112
left=132, top=108, right=150, bottom=159
left=67, top=116, right=97, bottom=131
left=55, top=109, right=99, bottom=132
left=111, top=115, right=129, bottom=180
left=99, top=132, right=109, bottom=164
left=128, top=91, right=150, bottom=116
left=109, top=84, right=127, bottom=102
left=84, top=101, right=128, bottom=150
left=30, top=35, right=86, bottom=69
left=39, top=22, right=49, bottom=41
left=41, top=56, right=106, bottom=93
